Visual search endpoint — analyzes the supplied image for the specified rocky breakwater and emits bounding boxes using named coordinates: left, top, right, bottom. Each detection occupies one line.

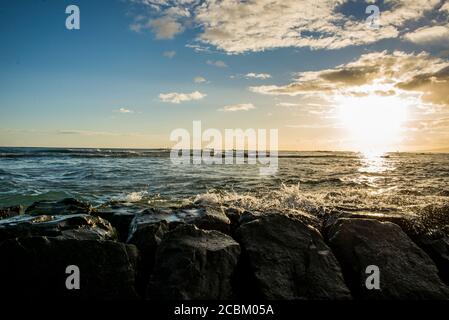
left=0, top=198, right=448, bottom=300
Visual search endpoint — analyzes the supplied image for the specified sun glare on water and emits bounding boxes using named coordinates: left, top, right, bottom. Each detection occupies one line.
left=337, top=95, right=408, bottom=153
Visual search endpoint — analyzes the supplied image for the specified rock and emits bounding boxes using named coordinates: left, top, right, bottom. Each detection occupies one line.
left=0, top=214, right=117, bottom=243
left=128, top=206, right=231, bottom=235
left=328, top=218, right=449, bottom=300
left=414, top=231, right=449, bottom=285
left=234, top=214, right=351, bottom=300
left=25, top=198, right=92, bottom=216
left=0, top=237, right=139, bottom=299
left=93, top=202, right=139, bottom=242
left=127, top=220, right=170, bottom=296
left=148, top=224, right=240, bottom=300
left=322, top=211, right=416, bottom=238
left=0, top=205, right=23, bottom=219
left=188, top=206, right=230, bottom=234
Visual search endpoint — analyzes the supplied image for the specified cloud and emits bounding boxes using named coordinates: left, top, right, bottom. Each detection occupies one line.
left=245, top=73, right=271, bottom=80
left=130, top=0, right=442, bottom=53
left=403, top=25, right=449, bottom=47
left=163, top=50, right=176, bottom=58
left=206, top=60, right=227, bottom=68
left=194, top=76, right=207, bottom=83
left=58, top=130, right=120, bottom=136
left=276, top=102, right=300, bottom=107
left=218, top=103, right=256, bottom=112
left=250, top=51, right=449, bottom=106
left=117, top=108, right=134, bottom=113
left=149, top=16, right=184, bottom=39
left=159, top=91, right=206, bottom=104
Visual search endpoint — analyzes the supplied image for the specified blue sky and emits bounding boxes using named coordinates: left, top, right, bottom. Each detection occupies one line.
left=1, top=0, right=449, bottom=151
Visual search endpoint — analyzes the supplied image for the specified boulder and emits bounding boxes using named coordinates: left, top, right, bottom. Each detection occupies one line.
left=234, top=214, right=351, bottom=300
left=0, top=205, right=23, bottom=219
left=148, top=224, right=240, bottom=300
left=25, top=198, right=92, bottom=216
left=128, top=206, right=231, bottom=235
left=328, top=218, right=449, bottom=300
left=127, top=220, right=170, bottom=296
left=188, top=206, right=230, bottom=234
left=0, top=214, right=117, bottom=243
left=413, top=231, right=449, bottom=285
left=0, top=237, right=139, bottom=299
left=93, top=202, right=140, bottom=241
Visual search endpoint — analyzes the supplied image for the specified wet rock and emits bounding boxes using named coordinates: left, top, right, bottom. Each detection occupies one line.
left=235, top=214, right=351, bottom=300
left=322, top=211, right=416, bottom=237
left=127, top=220, right=170, bottom=296
left=25, top=198, right=92, bottom=216
left=414, top=231, right=449, bottom=285
left=148, top=224, right=240, bottom=300
left=0, top=236, right=139, bottom=299
left=0, top=214, right=117, bottom=243
left=93, top=202, right=139, bottom=241
left=189, top=206, right=230, bottom=234
left=0, top=205, right=23, bottom=219
left=128, top=206, right=231, bottom=235
left=328, top=218, right=449, bottom=300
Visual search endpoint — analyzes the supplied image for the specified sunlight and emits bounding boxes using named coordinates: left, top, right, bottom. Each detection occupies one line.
left=337, top=95, right=408, bottom=152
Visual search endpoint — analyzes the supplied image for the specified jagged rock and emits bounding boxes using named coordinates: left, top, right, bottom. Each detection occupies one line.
left=0, top=237, right=139, bottom=299
left=0, top=214, right=117, bottom=243
left=92, top=202, right=140, bottom=241
left=128, top=206, right=231, bottom=235
left=322, top=211, right=416, bottom=237
left=189, top=206, right=230, bottom=234
left=235, top=214, right=351, bottom=300
left=148, top=224, right=240, bottom=300
left=0, top=205, right=23, bottom=219
left=414, top=231, right=449, bottom=285
left=127, top=220, right=170, bottom=296
left=328, top=218, right=449, bottom=300
left=25, top=198, right=92, bottom=216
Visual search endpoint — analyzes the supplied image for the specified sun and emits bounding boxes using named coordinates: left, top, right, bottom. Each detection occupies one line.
left=337, top=95, right=408, bottom=153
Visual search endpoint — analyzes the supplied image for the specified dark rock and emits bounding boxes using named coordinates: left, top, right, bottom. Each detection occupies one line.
left=235, top=214, right=351, bottom=300
left=0, top=205, right=23, bottom=219
left=148, top=224, right=240, bottom=300
left=93, top=202, right=139, bottom=242
left=189, top=206, right=230, bottom=234
left=25, top=198, right=92, bottom=216
left=0, top=214, right=117, bottom=243
left=414, top=231, right=449, bottom=285
left=129, top=206, right=231, bottom=235
left=328, top=218, right=449, bottom=300
left=0, top=236, right=139, bottom=299
left=127, top=220, right=170, bottom=296
left=322, top=211, right=416, bottom=237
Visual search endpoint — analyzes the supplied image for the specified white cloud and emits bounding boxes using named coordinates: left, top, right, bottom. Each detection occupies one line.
left=245, top=73, right=272, bottom=80
left=403, top=25, right=449, bottom=47
left=194, top=76, right=207, bottom=83
left=149, top=16, right=184, bottom=39
left=163, top=50, right=176, bottom=58
left=219, top=103, right=256, bottom=112
left=276, top=102, right=300, bottom=107
left=206, top=60, right=227, bottom=68
left=117, top=107, right=134, bottom=113
left=159, top=91, right=207, bottom=104
left=131, top=0, right=443, bottom=53
left=250, top=51, right=449, bottom=106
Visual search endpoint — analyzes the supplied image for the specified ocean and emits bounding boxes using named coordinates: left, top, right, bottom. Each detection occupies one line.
left=1, top=147, right=448, bottom=221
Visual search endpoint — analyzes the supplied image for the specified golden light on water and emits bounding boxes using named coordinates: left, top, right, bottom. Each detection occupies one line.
left=337, top=95, right=408, bottom=153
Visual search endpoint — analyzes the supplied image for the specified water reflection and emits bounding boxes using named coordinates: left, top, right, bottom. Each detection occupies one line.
left=359, top=150, right=391, bottom=174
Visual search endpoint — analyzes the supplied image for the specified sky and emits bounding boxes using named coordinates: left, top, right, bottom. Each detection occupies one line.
left=1, top=0, right=449, bottom=152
